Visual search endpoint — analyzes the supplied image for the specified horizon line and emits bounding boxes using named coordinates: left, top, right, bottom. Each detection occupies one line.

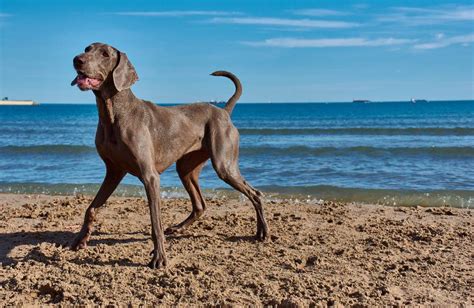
left=35, top=99, right=474, bottom=105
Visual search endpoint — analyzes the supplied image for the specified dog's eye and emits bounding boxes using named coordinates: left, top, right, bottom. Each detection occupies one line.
left=102, top=51, right=109, bottom=57
left=85, top=46, right=92, bottom=52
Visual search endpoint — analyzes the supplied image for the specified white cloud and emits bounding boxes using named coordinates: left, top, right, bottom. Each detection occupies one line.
left=243, top=37, right=415, bottom=48
left=395, top=6, right=474, bottom=21
left=209, top=17, right=358, bottom=28
left=292, top=9, right=348, bottom=16
left=112, top=11, right=240, bottom=17
left=414, top=33, right=474, bottom=49
left=378, top=5, right=474, bottom=25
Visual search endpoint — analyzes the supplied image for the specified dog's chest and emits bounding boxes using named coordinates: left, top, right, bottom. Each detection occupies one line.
left=95, top=125, right=140, bottom=174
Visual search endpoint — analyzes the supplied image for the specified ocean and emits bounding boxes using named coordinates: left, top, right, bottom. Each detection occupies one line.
left=1, top=101, right=473, bottom=208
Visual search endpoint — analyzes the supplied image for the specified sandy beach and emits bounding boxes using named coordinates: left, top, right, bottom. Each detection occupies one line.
left=0, top=193, right=472, bottom=306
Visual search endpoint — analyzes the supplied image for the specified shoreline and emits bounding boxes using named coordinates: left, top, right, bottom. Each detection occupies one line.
left=0, top=193, right=472, bottom=305
left=0, top=184, right=473, bottom=208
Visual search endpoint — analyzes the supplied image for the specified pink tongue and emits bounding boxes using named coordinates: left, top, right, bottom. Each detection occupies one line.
left=77, top=75, right=101, bottom=88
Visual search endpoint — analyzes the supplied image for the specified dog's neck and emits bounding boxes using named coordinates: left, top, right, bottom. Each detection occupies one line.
left=93, top=88, right=137, bottom=125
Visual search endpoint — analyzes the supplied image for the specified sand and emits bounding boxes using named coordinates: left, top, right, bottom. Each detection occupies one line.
left=0, top=193, right=472, bottom=306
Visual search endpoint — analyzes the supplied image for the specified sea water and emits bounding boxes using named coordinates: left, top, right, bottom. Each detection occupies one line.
left=1, top=101, right=473, bottom=207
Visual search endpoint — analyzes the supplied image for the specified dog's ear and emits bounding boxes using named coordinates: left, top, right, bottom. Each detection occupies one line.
left=112, top=52, right=139, bottom=91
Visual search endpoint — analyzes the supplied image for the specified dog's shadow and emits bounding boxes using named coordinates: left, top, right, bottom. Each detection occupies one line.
left=0, top=231, right=148, bottom=266
left=0, top=230, right=258, bottom=267
left=0, top=230, right=73, bottom=265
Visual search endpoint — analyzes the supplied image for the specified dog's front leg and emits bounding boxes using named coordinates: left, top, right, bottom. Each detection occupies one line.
left=71, top=166, right=125, bottom=250
left=141, top=170, right=167, bottom=269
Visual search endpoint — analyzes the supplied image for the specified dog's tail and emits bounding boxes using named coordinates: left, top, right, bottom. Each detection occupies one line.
left=210, top=70, right=242, bottom=115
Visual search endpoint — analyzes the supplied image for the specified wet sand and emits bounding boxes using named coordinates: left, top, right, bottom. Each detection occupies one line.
left=0, top=193, right=472, bottom=306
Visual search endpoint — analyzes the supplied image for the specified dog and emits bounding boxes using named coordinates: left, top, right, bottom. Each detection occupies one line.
left=70, top=42, right=268, bottom=268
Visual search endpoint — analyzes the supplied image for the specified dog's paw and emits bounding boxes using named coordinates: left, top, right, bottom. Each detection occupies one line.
left=70, top=232, right=90, bottom=251
left=164, top=226, right=182, bottom=235
left=255, top=225, right=268, bottom=242
left=70, top=238, right=88, bottom=251
left=148, top=250, right=167, bottom=269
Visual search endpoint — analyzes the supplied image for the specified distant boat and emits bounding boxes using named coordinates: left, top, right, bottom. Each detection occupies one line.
left=0, top=97, right=38, bottom=106
left=352, top=99, right=371, bottom=104
left=411, top=98, right=428, bottom=104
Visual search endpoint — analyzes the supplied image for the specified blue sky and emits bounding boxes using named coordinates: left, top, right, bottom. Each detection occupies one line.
left=0, top=0, right=473, bottom=103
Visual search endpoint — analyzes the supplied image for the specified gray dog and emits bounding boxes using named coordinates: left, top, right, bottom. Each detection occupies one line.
left=70, top=42, right=268, bottom=268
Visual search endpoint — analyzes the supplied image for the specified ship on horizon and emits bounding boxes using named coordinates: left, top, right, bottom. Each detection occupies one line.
left=411, top=98, right=429, bottom=104
left=352, top=99, right=371, bottom=104
left=0, top=97, right=38, bottom=106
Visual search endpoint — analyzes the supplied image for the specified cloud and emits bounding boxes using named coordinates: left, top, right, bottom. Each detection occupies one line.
left=378, top=5, right=474, bottom=25
left=395, top=6, right=474, bottom=21
left=292, top=9, right=349, bottom=16
left=112, top=11, right=240, bottom=17
left=243, top=37, right=415, bottom=48
left=414, top=33, right=474, bottom=49
left=209, top=17, right=358, bottom=28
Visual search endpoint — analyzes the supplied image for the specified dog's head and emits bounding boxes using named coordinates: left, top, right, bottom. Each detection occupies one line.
left=71, top=42, right=138, bottom=92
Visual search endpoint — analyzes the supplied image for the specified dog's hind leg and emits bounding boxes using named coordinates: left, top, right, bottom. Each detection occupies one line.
left=165, top=150, right=209, bottom=235
left=209, top=125, right=268, bottom=241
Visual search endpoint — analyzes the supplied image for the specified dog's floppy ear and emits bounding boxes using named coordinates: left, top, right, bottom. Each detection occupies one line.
left=112, top=51, right=139, bottom=91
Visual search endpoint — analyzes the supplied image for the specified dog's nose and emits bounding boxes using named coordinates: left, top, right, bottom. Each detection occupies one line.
left=73, top=56, right=84, bottom=67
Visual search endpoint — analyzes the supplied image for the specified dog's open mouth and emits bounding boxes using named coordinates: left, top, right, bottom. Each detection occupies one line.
left=71, top=73, right=102, bottom=90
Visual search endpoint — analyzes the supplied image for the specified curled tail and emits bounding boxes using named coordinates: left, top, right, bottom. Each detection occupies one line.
left=210, top=70, right=242, bottom=115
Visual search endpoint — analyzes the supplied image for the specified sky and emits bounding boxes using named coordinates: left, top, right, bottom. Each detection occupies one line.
left=0, top=0, right=473, bottom=103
